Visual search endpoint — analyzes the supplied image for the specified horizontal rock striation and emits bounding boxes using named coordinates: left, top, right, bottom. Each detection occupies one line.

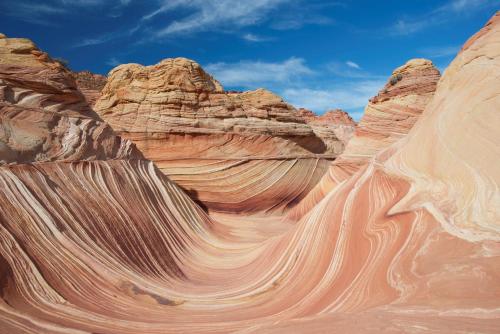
left=95, top=57, right=345, bottom=158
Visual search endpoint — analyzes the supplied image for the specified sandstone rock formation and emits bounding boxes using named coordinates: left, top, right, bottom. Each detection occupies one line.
left=95, top=57, right=342, bottom=157
left=0, top=12, right=499, bottom=334
left=0, top=34, right=139, bottom=164
left=71, top=70, right=106, bottom=106
left=286, top=57, right=441, bottom=220
left=95, top=58, right=346, bottom=213
left=298, top=108, right=356, bottom=149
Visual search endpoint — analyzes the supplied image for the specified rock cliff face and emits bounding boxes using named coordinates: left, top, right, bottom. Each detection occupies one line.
left=70, top=70, right=106, bottom=106
left=0, top=12, right=499, bottom=334
left=0, top=34, right=139, bottom=163
left=341, top=58, right=441, bottom=166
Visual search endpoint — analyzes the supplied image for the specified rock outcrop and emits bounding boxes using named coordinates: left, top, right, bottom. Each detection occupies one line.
left=71, top=70, right=106, bottom=106
left=340, top=58, right=441, bottom=167
left=0, top=34, right=139, bottom=163
left=94, top=58, right=346, bottom=213
left=299, top=108, right=356, bottom=150
left=0, top=12, right=499, bottom=334
left=286, top=57, right=441, bottom=220
left=95, top=57, right=343, bottom=158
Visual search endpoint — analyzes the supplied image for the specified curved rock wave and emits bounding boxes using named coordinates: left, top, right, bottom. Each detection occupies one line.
left=0, top=12, right=499, bottom=334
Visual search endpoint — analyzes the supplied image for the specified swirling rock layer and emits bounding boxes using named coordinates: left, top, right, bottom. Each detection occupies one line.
left=94, top=57, right=351, bottom=213
left=1, top=12, right=500, bottom=334
left=0, top=35, right=140, bottom=164
left=286, top=57, right=441, bottom=220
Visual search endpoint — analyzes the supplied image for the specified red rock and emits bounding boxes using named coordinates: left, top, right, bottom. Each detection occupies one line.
left=0, top=13, right=499, bottom=334
left=94, top=57, right=347, bottom=213
left=71, top=70, right=107, bottom=106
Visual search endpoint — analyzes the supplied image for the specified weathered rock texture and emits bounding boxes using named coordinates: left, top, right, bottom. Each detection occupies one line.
left=299, top=108, right=356, bottom=150
left=95, top=58, right=349, bottom=213
left=71, top=70, right=106, bottom=106
left=0, top=34, right=139, bottom=163
left=95, top=58, right=343, bottom=157
left=0, top=12, right=499, bottom=334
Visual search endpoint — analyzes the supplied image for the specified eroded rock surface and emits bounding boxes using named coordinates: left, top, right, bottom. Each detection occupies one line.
left=95, top=58, right=344, bottom=158
left=95, top=58, right=347, bottom=213
left=299, top=108, right=356, bottom=151
left=0, top=34, right=139, bottom=163
left=71, top=70, right=106, bottom=106
left=287, top=57, right=441, bottom=220
left=0, top=13, right=499, bottom=334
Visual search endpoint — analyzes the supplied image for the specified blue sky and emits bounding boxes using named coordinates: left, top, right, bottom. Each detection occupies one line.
left=1, top=0, right=498, bottom=119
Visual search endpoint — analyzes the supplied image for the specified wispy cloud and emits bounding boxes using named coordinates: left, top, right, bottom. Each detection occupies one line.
left=1, top=0, right=131, bottom=25
left=270, top=1, right=337, bottom=30
left=418, top=45, right=460, bottom=58
left=242, top=33, right=271, bottom=42
left=271, top=14, right=333, bottom=30
left=205, top=57, right=314, bottom=88
left=106, top=57, right=121, bottom=67
left=73, top=24, right=140, bottom=47
left=389, top=0, right=499, bottom=36
left=1, top=2, right=67, bottom=25
left=326, top=61, right=384, bottom=80
left=345, top=60, right=360, bottom=69
left=143, top=0, right=290, bottom=37
left=282, top=79, right=384, bottom=115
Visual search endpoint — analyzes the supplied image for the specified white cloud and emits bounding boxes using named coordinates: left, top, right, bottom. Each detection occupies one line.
left=142, top=0, right=290, bottom=37
left=282, top=80, right=384, bottom=113
left=73, top=25, right=140, bottom=47
left=205, top=57, right=314, bottom=88
left=106, top=57, right=121, bottom=67
left=326, top=61, right=384, bottom=80
left=2, top=0, right=131, bottom=25
left=345, top=61, right=360, bottom=69
left=242, top=33, right=271, bottom=42
left=418, top=45, right=460, bottom=58
left=389, top=0, right=499, bottom=36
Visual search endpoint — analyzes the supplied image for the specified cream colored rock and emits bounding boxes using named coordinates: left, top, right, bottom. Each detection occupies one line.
left=286, top=58, right=441, bottom=221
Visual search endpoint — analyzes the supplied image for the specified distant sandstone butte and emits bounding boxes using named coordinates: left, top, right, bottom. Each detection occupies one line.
left=286, top=58, right=441, bottom=220
left=341, top=58, right=441, bottom=167
left=0, top=34, right=139, bottom=163
left=94, top=57, right=355, bottom=213
left=95, top=57, right=352, bottom=158
left=298, top=108, right=356, bottom=149
left=70, top=70, right=106, bottom=106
